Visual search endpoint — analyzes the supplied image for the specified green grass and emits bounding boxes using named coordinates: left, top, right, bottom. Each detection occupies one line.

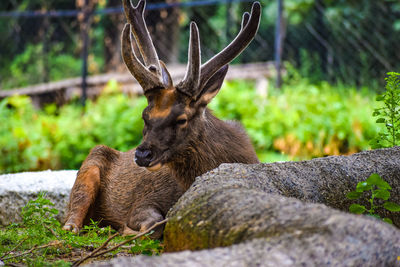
left=0, top=193, right=163, bottom=266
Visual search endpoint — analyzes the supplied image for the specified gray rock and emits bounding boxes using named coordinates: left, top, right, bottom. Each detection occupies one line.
left=170, top=146, right=400, bottom=228
left=0, top=170, right=76, bottom=225
left=164, top=188, right=400, bottom=262
left=91, top=219, right=400, bottom=266
left=162, top=147, right=400, bottom=263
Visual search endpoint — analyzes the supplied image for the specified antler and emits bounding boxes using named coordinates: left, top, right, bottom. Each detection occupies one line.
left=121, top=0, right=167, bottom=91
left=177, top=22, right=201, bottom=97
left=177, top=1, right=261, bottom=99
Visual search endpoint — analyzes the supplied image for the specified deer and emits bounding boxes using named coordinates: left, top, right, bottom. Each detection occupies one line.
left=63, top=0, right=261, bottom=239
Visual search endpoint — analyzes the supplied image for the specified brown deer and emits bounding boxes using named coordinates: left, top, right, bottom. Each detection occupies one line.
left=63, top=0, right=261, bottom=238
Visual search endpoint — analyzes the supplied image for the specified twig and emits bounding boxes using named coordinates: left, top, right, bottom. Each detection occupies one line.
left=0, top=237, right=28, bottom=260
left=2, top=240, right=61, bottom=261
left=71, top=232, right=119, bottom=267
left=93, top=218, right=168, bottom=257
left=72, top=218, right=168, bottom=267
left=5, top=263, right=25, bottom=267
left=44, top=224, right=60, bottom=239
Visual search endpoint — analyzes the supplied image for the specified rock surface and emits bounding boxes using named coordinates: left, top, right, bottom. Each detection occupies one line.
left=164, top=188, right=400, bottom=263
left=162, top=147, right=400, bottom=264
left=89, top=190, right=400, bottom=266
left=166, top=146, right=400, bottom=236
left=91, top=227, right=400, bottom=266
left=0, top=170, right=76, bottom=225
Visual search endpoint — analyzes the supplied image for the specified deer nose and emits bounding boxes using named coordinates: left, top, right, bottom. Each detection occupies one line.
left=135, top=148, right=153, bottom=167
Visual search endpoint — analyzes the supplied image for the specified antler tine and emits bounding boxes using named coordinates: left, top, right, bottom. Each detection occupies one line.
left=123, top=0, right=161, bottom=75
left=177, top=22, right=201, bottom=97
left=199, top=2, right=261, bottom=90
left=121, top=24, right=163, bottom=90
left=241, top=12, right=250, bottom=30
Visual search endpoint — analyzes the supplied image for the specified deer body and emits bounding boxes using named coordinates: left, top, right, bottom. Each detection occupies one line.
left=63, top=0, right=261, bottom=238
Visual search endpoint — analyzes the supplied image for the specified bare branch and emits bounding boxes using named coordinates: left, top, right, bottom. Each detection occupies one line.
left=0, top=237, right=28, bottom=260
left=72, top=232, right=119, bottom=267
left=72, top=218, right=168, bottom=266
left=2, top=241, right=62, bottom=261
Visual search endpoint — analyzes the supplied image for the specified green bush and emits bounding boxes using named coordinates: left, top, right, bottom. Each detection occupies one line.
left=211, top=79, right=380, bottom=162
left=53, top=83, right=147, bottom=169
left=5, top=43, right=82, bottom=89
left=0, top=78, right=381, bottom=173
left=0, top=95, right=58, bottom=172
left=0, top=81, right=146, bottom=172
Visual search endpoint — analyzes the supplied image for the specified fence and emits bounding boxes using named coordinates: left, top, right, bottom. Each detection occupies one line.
left=0, top=0, right=399, bottom=98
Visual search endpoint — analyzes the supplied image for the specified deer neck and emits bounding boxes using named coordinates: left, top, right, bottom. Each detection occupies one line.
left=167, top=109, right=259, bottom=190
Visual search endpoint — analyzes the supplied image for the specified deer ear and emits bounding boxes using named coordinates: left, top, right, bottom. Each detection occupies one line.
left=196, top=65, right=229, bottom=105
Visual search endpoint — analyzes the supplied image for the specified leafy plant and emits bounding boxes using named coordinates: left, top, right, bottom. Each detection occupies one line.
left=0, top=78, right=382, bottom=173
left=346, top=173, right=400, bottom=224
left=371, top=72, right=400, bottom=148
left=211, top=79, right=378, bottom=162
left=0, top=194, right=164, bottom=265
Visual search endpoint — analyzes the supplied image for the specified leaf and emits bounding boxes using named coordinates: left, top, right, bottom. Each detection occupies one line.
left=50, top=208, right=59, bottom=215
left=382, top=218, right=393, bottom=224
left=355, top=181, right=372, bottom=192
left=375, top=118, right=386, bottom=123
left=372, top=110, right=380, bottom=116
left=349, top=204, right=366, bottom=214
left=366, top=173, right=391, bottom=189
left=383, top=202, right=400, bottom=212
left=346, top=191, right=362, bottom=200
left=373, top=189, right=390, bottom=200
left=376, top=95, right=385, bottom=101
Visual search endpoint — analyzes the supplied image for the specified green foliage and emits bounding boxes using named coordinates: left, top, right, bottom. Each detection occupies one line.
left=346, top=173, right=400, bottom=224
left=370, top=72, right=400, bottom=148
left=130, top=239, right=163, bottom=256
left=54, top=82, right=147, bottom=169
left=4, top=43, right=82, bottom=89
left=0, top=79, right=381, bottom=172
left=20, top=192, right=60, bottom=244
left=0, top=95, right=58, bottom=173
left=0, top=80, right=147, bottom=172
left=211, top=79, right=379, bottom=162
left=0, top=194, right=163, bottom=265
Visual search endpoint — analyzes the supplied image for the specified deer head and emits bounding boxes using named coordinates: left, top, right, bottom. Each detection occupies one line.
left=122, top=0, right=261, bottom=171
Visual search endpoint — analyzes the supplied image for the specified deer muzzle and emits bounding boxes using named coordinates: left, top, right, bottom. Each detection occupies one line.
left=134, top=148, right=153, bottom=167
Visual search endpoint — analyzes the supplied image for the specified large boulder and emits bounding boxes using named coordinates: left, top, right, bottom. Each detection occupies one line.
left=92, top=209, right=400, bottom=266
left=162, top=188, right=400, bottom=265
left=166, top=146, right=400, bottom=241
left=0, top=170, right=76, bottom=225
left=161, top=147, right=400, bottom=264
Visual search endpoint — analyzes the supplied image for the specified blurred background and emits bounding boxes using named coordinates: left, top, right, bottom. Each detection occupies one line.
left=1, top=0, right=399, bottom=173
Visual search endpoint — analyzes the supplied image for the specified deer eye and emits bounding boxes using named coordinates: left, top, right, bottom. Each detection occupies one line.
left=176, top=119, right=187, bottom=125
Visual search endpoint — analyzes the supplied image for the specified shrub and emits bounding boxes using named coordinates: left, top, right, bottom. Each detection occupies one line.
left=0, top=78, right=381, bottom=173
left=370, top=72, right=400, bottom=148
left=211, top=79, right=380, bottom=162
